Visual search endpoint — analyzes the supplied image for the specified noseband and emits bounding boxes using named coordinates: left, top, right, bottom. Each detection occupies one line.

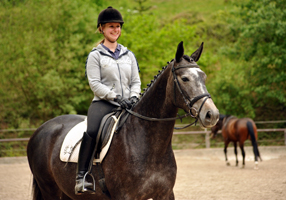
left=172, top=61, right=211, bottom=119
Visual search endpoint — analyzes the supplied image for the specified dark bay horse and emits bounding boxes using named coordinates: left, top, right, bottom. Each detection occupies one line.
left=211, top=114, right=262, bottom=169
left=27, top=41, right=219, bottom=200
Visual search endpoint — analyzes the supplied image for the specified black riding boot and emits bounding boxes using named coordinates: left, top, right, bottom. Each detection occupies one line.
left=75, top=132, right=97, bottom=195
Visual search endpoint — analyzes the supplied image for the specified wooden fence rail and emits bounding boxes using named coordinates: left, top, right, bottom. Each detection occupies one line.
left=173, top=128, right=286, bottom=148
left=1, top=128, right=285, bottom=148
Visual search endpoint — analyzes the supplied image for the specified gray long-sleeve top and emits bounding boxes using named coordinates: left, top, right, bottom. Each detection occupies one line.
left=86, top=44, right=141, bottom=106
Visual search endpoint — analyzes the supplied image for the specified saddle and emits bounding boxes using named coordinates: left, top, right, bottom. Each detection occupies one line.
left=60, top=108, right=130, bottom=165
left=94, top=108, right=129, bottom=162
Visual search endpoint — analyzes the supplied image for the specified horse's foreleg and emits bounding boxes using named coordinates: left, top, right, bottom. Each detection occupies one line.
left=224, top=141, right=230, bottom=166
left=234, top=142, right=238, bottom=166
left=239, top=144, right=245, bottom=168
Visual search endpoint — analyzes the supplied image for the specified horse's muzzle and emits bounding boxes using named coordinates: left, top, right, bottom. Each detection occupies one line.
left=199, top=103, right=219, bottom=128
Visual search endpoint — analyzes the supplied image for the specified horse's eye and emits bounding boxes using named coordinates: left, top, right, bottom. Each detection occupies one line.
left=181, top=77, right=189, bottom=82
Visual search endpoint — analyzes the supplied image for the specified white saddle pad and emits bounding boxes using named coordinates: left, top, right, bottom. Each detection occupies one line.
left=60, top=114, right=121, bottom=164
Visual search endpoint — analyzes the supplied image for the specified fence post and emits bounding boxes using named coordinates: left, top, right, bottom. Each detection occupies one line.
left=205, top=128, right=210, bottom=148
left=284, top=130, right=286, bottom=146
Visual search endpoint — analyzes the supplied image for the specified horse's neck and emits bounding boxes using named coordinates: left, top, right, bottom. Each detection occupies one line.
left=135, top=66, right=177, bottom=119
left=130, top=66, right=178, bottom=149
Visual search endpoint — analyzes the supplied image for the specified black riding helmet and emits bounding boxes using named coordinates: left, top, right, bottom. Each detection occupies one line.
left=97, top=6, right=124, bottom=28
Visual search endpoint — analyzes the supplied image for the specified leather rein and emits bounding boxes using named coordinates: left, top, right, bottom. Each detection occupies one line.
left=126, top=61, right=211, bottom=129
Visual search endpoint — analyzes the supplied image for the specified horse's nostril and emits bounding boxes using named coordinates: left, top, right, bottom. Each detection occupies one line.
left=206, top=111, right=211, bottom=119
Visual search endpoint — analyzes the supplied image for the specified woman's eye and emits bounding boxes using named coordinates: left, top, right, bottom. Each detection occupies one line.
left=181, top=77, right=189, bottom=82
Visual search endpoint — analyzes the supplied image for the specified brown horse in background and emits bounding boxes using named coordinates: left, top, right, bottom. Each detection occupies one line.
left=211, top=114, right=262, bottom=169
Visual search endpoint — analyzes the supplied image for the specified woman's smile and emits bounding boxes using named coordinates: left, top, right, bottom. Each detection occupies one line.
left=103, top=22, right=121, bottom=43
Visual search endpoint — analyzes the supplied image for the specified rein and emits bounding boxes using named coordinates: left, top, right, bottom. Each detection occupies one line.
left=125, top=61, right=211, bottom=129
left=126, top=109, right=192, bottom=121
left=126, top=94, right=209, bottom=129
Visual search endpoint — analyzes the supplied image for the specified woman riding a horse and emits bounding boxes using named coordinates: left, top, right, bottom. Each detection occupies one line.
left=75, top=6, right=141, bottom=194
left=27, top=19, right=220, bottom=199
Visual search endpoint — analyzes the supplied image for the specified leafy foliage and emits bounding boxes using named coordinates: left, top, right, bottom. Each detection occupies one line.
left=236, top=0, right=286, bottom=119
left=208, top=0, right=286, bottom=119
left=0, top=0, right=105, bottom=127
left=0, top=0, right=285, bottom=130
left=119, top=12, right=199, bottom=88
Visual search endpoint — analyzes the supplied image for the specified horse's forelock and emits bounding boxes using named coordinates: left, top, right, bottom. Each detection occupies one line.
left=183, top=55, right=191, bottom=62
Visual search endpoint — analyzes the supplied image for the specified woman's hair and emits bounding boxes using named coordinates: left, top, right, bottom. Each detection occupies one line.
left=97, top=24, right=105, bottom=34
left=96, top=24, right=105, bottom=46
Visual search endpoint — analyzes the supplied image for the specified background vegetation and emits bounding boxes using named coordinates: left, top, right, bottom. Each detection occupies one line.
left=0, top=0, right=285, bottom=155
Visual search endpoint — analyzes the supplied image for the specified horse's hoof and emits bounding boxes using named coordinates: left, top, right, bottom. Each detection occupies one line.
left=226, top=162, right=230, bottom=166
left=241, top=165, right=245, bottom=169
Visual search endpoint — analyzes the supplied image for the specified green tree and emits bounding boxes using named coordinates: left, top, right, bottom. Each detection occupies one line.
left=233, top=0, right=286, bottom=119
left=210, top=0, right=286, bottom=119
left=0, top=0, right=105, bottom=127
left=119, top=12, right=201, bottom=89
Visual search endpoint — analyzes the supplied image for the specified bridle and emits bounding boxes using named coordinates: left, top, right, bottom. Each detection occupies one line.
left=126, top=60, right=211, bottom=129
left=171, top=61, right=211, bottom=128
left=172, top=61, right=211, bottom=116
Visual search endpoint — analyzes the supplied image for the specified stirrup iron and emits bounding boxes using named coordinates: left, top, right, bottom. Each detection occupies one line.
left=80, top=172, right=96, bottom=194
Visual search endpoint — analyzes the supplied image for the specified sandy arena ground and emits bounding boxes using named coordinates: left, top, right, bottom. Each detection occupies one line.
left=0, top=146, right=285, bottom=200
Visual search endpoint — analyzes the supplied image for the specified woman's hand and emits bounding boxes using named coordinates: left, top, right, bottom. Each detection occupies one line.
left=114, top=95, right=132, bottom=109
left=130, top=96, right=138, bottom=105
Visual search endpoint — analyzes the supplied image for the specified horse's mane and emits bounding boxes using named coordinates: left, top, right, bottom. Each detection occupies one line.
left=138, top=56, right=194, bottom=101
left=139, top=60, right=172, bottom=99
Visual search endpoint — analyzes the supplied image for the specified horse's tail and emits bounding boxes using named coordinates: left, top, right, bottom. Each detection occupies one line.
left=32, top=177, right=44, bottom=200
left=247, top=121, right=262, bottom=162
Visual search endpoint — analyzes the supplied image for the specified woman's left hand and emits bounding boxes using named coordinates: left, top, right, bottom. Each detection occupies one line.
left=130, top=96, right=138, bottom=105
left=114, top=95, right=132, bottom=109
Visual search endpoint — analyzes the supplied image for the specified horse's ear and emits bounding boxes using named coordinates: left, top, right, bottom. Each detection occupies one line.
left=190, top=42, right=204, bottom=62
left=175, top=41, right=184, bottom=62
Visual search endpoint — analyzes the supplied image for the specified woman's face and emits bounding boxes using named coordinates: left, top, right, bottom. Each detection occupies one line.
left=102, top=22, right=121, bottom=43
